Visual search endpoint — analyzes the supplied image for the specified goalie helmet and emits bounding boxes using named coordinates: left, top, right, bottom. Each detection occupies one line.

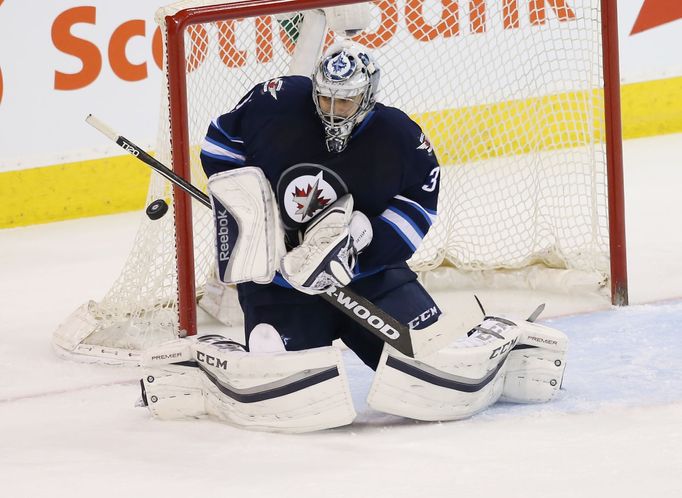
left=312, top=42, right=380, bottom=153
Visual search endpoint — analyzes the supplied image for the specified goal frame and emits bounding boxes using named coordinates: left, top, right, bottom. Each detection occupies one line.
left=162, top=0, right=628, bottom=337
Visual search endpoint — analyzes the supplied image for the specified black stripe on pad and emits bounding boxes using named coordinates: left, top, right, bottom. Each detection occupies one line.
left=198, top=364, right=340, bottom=403
left=385, top=355, right=507, bottom=393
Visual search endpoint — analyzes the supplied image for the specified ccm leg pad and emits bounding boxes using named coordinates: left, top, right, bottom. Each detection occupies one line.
left=368, top=318, right=521, bottom=421
left=140, top=339, right=206, bottom=419
left=140, top=336, right=356, bottom=433
left=501, top=321, right=568, bottom=403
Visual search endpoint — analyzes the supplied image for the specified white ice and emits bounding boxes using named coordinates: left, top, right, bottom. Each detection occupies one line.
left=1, top=134, right=682, bottom=498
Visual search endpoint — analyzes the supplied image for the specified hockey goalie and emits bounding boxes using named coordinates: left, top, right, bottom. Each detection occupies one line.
left=138, top=6, right=568, bottom=433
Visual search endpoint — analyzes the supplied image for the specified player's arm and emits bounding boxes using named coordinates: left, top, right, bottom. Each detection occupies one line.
left=200, top=89, right=254, bottom=178
left=358, top=144, right=440, bottom=270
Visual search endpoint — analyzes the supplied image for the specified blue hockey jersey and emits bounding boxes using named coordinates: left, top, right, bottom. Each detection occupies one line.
left=200, top=75, right=440, bottom=298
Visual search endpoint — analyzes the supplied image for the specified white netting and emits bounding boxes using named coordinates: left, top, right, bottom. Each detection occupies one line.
left=61, top=0, right=610, bottom=342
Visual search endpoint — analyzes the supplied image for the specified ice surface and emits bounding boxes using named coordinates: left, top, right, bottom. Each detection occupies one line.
left=1, top=134, right=682, bottom=497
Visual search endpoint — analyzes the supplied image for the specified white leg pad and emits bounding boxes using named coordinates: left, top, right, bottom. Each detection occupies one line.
left=501, top=322, right=568, bottom=403
left=368, top=319, right=521, bottom=421
left=140, top=336, right=356, bottom=433
left=140, top=339, right=207, bottom=419
left=141, top=365, right=207, bottom=419
left=197, top=340, right=356, bottom=433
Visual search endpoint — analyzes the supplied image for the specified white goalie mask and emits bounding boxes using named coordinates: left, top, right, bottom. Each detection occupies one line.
left=312, top=42, right=380, bottom=153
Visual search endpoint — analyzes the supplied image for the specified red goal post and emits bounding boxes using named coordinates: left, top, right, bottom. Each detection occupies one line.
left=600, top=0, right=628, bottom=305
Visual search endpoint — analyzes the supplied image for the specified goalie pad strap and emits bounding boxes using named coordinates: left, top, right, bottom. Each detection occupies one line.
left=208, top=167, right=285, bottom=284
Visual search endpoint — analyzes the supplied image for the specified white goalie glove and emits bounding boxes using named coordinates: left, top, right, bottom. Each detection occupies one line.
left=280, top=194, right=372, bottom=294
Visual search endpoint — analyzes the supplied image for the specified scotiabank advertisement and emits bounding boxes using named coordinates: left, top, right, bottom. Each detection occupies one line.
left=0, top=0, right=165, bottom=170
left=0, top=0, right=681, bottom=172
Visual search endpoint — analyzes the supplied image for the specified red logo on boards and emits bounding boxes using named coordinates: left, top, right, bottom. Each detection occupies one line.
left=631, top=0, right=682, bottom=35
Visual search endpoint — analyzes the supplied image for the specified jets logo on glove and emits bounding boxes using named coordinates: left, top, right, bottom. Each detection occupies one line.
left=280, top=194, right=372, bottom=294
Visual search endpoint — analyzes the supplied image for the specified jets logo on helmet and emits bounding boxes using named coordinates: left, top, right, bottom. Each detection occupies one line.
left=277, top=163, right=348, bottom=229
left=263, top=78, right=283, bottom=100
left=324, top=52, right=356, bottom=81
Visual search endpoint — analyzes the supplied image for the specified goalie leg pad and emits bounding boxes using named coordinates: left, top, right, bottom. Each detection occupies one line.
left=195, top=337, right=356, bottom=433
left=368, top=319, right=522, bottom=421
left=140, top=335, right=356, bottom=433
left=501, top=322, right=568, bottom=403
left=208, top=167, right=285, bottom=284
left=140, top=339, right=207, bottom=419
left=141, top=366, right=207, bottom=420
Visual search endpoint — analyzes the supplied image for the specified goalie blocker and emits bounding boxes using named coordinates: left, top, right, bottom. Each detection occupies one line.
left=207, top=167, right=285, bottom=284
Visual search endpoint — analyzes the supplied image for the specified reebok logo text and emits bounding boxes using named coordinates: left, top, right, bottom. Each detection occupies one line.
left=217, top=209, right=231, bottom=262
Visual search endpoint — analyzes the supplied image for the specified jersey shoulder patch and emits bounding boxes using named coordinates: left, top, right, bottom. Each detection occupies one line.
left=261, top=77, right=284, bottom=100
left=416, top=131, right=434, bottom=156
left=256, top=75, right=312, bottom=101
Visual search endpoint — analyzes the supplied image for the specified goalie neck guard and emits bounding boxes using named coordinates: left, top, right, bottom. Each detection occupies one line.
left=312, top=42, right=380, bottom=153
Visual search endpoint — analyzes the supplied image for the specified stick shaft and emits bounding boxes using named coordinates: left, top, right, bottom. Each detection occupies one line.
left=86, top=114, right=211, bottom=209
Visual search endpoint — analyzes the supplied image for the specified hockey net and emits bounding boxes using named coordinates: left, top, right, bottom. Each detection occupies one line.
left=54, top=0, right=626, bottom=362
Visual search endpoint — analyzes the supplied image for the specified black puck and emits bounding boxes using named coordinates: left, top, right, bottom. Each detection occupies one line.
left=146, top=199, right=169, bottom=220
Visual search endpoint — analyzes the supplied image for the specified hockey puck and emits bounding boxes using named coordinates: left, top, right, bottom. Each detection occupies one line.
left=146, top=199, right=169, bottom=220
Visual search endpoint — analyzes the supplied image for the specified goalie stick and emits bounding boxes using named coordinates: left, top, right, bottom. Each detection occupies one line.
left=86, top=114, right=423, bottom=357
